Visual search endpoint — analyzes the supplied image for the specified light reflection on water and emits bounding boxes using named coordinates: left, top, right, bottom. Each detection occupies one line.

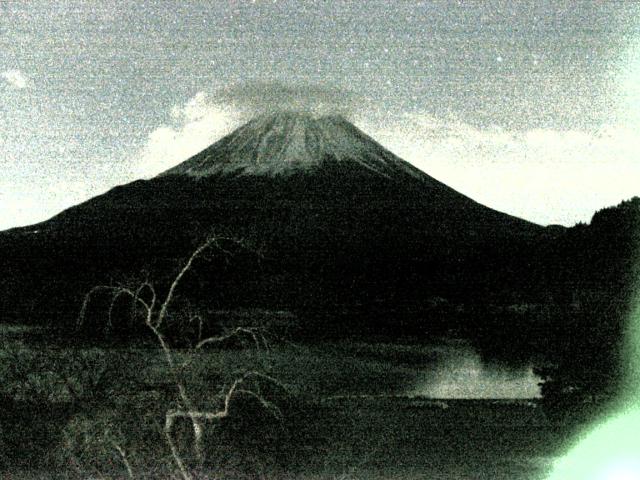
left=407, top=341, right=541, bottom=399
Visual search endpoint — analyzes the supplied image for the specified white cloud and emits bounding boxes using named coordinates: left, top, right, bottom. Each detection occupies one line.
left=134, top=92, right=245, bottom=178
left=1, top=69, right=29, bottom=89
left=356, top=112, right=640, bottom=226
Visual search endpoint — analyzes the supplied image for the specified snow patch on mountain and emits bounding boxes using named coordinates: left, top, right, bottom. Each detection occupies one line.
left=159, top=111, right=428, bottom=181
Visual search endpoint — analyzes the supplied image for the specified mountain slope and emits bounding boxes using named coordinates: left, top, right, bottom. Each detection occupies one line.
left=1, top=112, right=547, bottom=335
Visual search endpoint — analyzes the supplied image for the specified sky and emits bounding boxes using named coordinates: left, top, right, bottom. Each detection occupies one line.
left=1, top=0, right=640, bottom=230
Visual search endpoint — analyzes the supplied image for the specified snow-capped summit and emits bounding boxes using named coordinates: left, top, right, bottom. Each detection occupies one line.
left=159, top=111, right=427, bottom=180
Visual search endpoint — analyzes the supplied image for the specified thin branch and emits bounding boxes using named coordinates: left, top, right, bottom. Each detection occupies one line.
left=235, top=389, right=283, bottom=420
left=195, top=327, right=267, bottom=351
left=113, top=443, right=135, bottom=480
left=189, top=313, right=204, bottom=345
left=134, top=280, right=157, bottom=325
left=146, top=316, right=204, bottom=468
left=78, top=285, right=116, bottom=328
left=157, top=236, right=222, bottom=330
left=107, top=288, right=139, bottom=333
left=78, top=285, right=151, bottom=329
left=164, top=373, right=285, bottom=425
left=164, top=414, right=193, bottom=480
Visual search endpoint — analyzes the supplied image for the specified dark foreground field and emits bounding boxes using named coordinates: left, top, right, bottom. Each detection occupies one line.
left=0, top=325, right=576, bottom=480
left=275, top=397, right=565, bottom=480
left=2, top=398, right=571, bottom=479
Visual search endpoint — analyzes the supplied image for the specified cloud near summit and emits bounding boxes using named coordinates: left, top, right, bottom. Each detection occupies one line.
left=212, top=82, right=358, bottom=117
left=134, top=82, right=358, bottom=178
left=134, top=93, right=237, bottom=179
left=135, top=86, right=639, bottom=227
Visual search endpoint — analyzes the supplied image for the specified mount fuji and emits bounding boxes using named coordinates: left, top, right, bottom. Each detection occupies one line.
left=1, top=111, right=549, bottom=335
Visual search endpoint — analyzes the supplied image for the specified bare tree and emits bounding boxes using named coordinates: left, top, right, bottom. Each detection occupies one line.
left=78, top=235, right=284, bottom=480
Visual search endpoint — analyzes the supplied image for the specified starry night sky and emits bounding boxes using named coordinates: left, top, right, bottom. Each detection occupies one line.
left=1, top=0, right=639, bottom=229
